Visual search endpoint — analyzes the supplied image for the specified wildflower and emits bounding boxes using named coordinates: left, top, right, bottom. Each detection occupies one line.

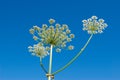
left=62, top=24, right=68, bottom=29
left=68, top=45, right=74, bottom=50
left=29, top=28, right=34, bottom=34
left=67, top=38, right=72, bottom=42
left=46, top=46, right=50, bottom=51
left=28, top=43, right=48, bottom=58
left=29, top=18, right=75, bottom=53
left=82, top=16, right=108, bottom=34
left=56, top=48, right=61, bottom=53
left=55, top=23, right=61, bottom=28
left=61, top=43, right=66, bottom=48
left=33, top=25, right=40, bottom=31
left=66, top=29, right=71, bottom=34
left=70, top=34, right=75, bottom=38
left=33, top=36, right=39, bottom=41
left=98, top=19, right=104, bottom=23
left=82, top=20, right=87, bottom=23
left=91, top=16, right=98, bottom=19
left=49, top=18, right=55, bottom=24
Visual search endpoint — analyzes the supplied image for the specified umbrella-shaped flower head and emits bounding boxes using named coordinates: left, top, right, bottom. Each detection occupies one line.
left=28, top=43, right=48, bottom=58
left=82, top=16, right=108, bottom=34
left=29, top=18, right=75, bottom=53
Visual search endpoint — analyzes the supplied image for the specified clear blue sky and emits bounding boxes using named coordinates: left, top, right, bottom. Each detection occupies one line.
left=0, top=0, right=119, bottom=80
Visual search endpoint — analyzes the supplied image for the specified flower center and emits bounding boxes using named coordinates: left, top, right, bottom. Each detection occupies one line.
left=88, top=26, right=98, bottom=31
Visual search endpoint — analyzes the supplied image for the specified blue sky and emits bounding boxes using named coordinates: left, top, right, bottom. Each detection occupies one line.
left=0, top=0, right=120, bottom=80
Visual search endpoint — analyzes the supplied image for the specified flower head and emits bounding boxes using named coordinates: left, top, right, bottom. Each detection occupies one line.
left=28, top=43, right=48, bottom=58
left=82, top=16, right=108, bottom=34
left=29, top=18, right=75, bottom=53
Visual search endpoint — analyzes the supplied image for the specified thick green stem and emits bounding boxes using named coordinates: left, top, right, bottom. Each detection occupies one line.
left=52, top=34, right=93, bottom=75
left=48, top=45, right=53, bottom=80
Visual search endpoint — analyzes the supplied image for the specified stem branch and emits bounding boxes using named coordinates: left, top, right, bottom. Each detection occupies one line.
left=40, top=58, right=48, bottom=73
left=52, top=34, right=93, bottom=75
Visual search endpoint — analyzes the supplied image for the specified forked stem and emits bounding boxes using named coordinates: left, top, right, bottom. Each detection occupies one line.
left=52, top=34, right=93, bottom=75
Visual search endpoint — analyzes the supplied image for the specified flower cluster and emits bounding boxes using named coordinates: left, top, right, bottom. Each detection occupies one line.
left=82, top=16, right=108, bottom=34
left=28, top=43, right=48, bottom=58
left=29, top=18, right=75, bottom=55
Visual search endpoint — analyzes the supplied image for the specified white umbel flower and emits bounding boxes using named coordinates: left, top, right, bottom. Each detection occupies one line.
left=29, top=18, right=75, bottom=53
left=82, top=16, right=108, bottom=34
left=28, top=43, right=48, bottom=58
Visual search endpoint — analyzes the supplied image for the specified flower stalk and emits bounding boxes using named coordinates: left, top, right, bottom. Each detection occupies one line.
left=52, top=34, right=93, bottom=75
left=28, top=16, right=108, bottom=80
left=40, top=58, right=48, bottom=73
left=48, top=45, right=53, bottom=80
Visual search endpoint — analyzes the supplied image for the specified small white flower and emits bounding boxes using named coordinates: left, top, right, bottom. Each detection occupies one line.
left=56, top=48, right=61, bottom=53
left=29, top=28, right=34, bottom=34
left=66, top=29, right=71, bottom=34
left=55, top=23, right=61, bottom=27
left=70, top=34, right=75, bottom=38
left=49, top=18, right=55, bottom=24
left=67, top=38, right=72, bottom=42
left=98, top=19, right=104, bottom=23
left=82, top=20, right=87, bottom=23
left=87, top=18, right=92, bottom=22
left=33, top=36, right=39, bottom=41
left=33, top=26, right=39, bottom=30
left=68, top=45, right=74, bottom=50
left=46, top=46, right=50, bottom=51
left=103, top=23, right=108, bottom=28
left=91, top=16, right=98, bottom=19
left=61, top=43, right=66, bottom=48
left=42, top=24, right=48, bottom=29
left=62, top=24, right=68, bottom=29
left=98, top=30, right=103, bottom=33
left=49, top=26, right=54, bottom=29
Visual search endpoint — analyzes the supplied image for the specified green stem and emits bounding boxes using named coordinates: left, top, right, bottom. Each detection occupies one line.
left=52, top=34, right=93, bottom=75
left=40, top=57, right=48, bottom=73
left=48, top=45, right=53, bottom=80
